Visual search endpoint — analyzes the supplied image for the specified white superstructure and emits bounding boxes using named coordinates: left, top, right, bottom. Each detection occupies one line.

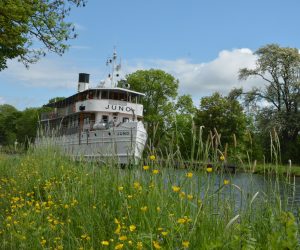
left=37, top=51, right=147, bottom=164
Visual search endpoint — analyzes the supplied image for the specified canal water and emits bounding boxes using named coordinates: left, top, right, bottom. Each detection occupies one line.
left=165, top=170, right=300, bottom=212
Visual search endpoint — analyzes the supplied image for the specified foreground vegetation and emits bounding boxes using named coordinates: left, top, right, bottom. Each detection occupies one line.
left=0, top=148, right=299, bottom=249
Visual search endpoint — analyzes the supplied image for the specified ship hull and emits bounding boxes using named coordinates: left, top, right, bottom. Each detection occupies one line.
left=36, top=121, right=147, bottom=164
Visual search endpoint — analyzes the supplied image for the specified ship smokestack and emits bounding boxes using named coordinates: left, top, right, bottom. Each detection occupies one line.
left=78, top=73, right=90, bottom=92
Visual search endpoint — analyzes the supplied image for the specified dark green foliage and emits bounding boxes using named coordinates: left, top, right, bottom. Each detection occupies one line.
left=16, top=108, right=39, bottom=147
left=194, top=92, right=247, bottom=155
left=0, top=0, right=86, bottom=70
left=127, top=69, right=179, bottom=147
left=48, top=97, right=66, bottom=104
left=0, top=104, right=21, bottom=145
left=239, top=44, right=300, bottom=164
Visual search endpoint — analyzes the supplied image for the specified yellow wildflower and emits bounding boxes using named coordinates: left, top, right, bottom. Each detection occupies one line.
left=220, top=155, right=225, bottom=161
left=149, top=155, right=156, bottom=161
left=81, top=234, right=90, bottom=241
left=152, top=169, right=159, bottom=174
left=127, top=195, right=133, bottom=199
left=137, top=242, right=143, bottom=249
left=101, top=241, right=110, bottom=246
left=172, top=185, right=180, bottom=192
left=224, top=179, right=230, bottom=185
left=114, top=218, right=120, bottom=224
left=156, top=206, right=161, bottom=212
left=153, top=241, right=161, bottom=249
left=118, top=186, right=124, bottom=191
left=119, top=235, right=127, bottom=241
left=129, top=225, right=136, bottom=232
left=179, top=191, right=186, bottom=198
left=161, top=231, right=168, bottom=236
left=115, top=243, right=124, bottom=249
left=187, top=194, right=193, bottom=200
left=182, top=241, right=190, bottom=248
left=143, top=165, right=150, bottom=170
left=133, top=182, right=141, bottom=190
left=40, top=238, right=46, bottom=246
left=114, top=224, right=121, bottom=234
left=140, top=206, right=148, bottom=212
left=177, top=218, right=186, bottom=224
left=206, top=167, right=213, bottom=173
left=186, top=172, right=193, bottom=178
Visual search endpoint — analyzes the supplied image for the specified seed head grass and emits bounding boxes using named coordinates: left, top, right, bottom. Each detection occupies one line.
left=0, top=147, right=299, bottom=249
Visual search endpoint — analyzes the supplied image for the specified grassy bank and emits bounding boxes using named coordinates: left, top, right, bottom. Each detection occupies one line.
left=252, top=164, right=300, bottom=176
left=0, top=148, right=299, bottom=249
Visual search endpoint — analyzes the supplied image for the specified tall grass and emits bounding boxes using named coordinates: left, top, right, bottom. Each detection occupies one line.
left=0, top=145, right=299, bottom=249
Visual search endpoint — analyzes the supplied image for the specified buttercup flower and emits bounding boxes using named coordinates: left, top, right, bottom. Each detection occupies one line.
left=187, top=194, right=193, bottom=200
left=172, top=186, right=181, bottom=192
left=137, top=242, right=143, bottom=249
left=143, top=165, right=149, bottom=170
left=153, top=241, right=161, bottom=249
left=224, top=179, right=230, bottom=185
left=152, top=169, right=159, bottom=174
left=115, top=243, right=124, bottom=249
left=206, top=167, right=213, bottom=173
left=129, top=225, right=136, bottom=232
left=119, top=235, right=127, bottom=241
left=220, top=155, right=225, bottom=161
left=182, top=241, right=190, bottom=248
left=101, top=241, right=109, bottom=246
left=186, top=172, right=193, bottom=178
left=140, top=206, right=148, bottom=212
left=149, top=155, right=156, bottom=161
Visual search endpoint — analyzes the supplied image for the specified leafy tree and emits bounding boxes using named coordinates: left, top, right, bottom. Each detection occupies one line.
left=48, top=97, right=65, bottom=104
left=239, top=44, right=300, bottom=163
left=16, top=108, right=39, bottom=147
left=0, top=104, right=21, bottom=145
left=172, top=94, right=197, bottom=159
left=127, top=69, right=179, bottom=147
left=194, top=92, right=247, bottom=158
left=0, top=0, right=86, bottom=70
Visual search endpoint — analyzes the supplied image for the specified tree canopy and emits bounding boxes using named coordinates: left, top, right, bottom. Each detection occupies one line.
left=127, top=69, right=179, bottom=146
left=194, top=92, right=247, bottom=148
left=239, top=44, right=300, bottom=162
left=0, top=0, right=86, bottom=70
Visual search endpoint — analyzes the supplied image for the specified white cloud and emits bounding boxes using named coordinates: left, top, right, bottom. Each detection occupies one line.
left=1, top=48, right=265, bottom=106
left=124, top=48, right=264, bottom=102
left=1, top=58, right=81, bottom=89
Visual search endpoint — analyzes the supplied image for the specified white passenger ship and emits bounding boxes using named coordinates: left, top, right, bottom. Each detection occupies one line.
left=37, top=51, right=147, bottom=164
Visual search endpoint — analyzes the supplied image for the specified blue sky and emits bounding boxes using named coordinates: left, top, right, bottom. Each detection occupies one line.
left=1, top=0, right=300, bottom=110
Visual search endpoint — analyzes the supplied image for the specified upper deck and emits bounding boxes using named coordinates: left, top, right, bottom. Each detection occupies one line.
left=41, top=87, right=145, bottom=121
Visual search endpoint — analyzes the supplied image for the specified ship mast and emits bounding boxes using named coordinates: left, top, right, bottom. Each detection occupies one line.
left=106, top=48, right=121, bottom=88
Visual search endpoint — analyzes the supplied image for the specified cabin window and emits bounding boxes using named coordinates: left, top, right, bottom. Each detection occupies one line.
left=102, top=115, right=108, bottom=122
left=102, top=91, right=108, bottom=99
left=84, top=116, right=90, bottom=125
left=109, top=92, right=118, bottom=100
left=120, top=92, right=126, bottom=101
left=123, top=117, right=129, bottom=123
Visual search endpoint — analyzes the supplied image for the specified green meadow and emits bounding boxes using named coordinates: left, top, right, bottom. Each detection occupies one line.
left=0, top=147, right=299, bottom=250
